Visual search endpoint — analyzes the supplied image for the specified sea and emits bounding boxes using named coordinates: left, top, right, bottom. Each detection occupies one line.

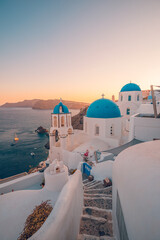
left=0, top=108, right=79, bottom=179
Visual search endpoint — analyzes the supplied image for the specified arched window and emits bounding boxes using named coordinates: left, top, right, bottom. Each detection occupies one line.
left=68, top=128, right=72, bottom=134
left=59, top=106, right=62, bottom=113
left=61, top=116, right=65, bottom=127
left=128, top=95, right=131, bottom=101
left=52, top=129, right=56, bottom=135
left=95, top=125, right=99, bottom=136
left=137, top=95, right=139, bottom=101
left=68, top=116, right=71, bottom=126
left=126, top=108, right=130, bottom=115
left=54, top=116, right=57, bottom=127
left=121, top=95, right=123, bottom=101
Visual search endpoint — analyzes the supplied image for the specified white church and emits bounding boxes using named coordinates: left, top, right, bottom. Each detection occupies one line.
left=48, top=82, right=160, bottom=164
left=0, top=82, right=160, bottom=240
left=117, top=82, right=142, bottom=119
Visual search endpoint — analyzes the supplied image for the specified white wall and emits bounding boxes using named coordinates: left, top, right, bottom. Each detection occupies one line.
left=118, top=91, right=142, bottom=119
left=62, top=149, right=83, bottom=169
left=84, top=116, right=122, bottom=148
left=137, top=103, right=160, bottom=115
left=0, top=185, right=59, bottom=240
left=112, top=140, right=160, bottom=240
left=49, top=146, right=62, bottom=162
left=30, top=170, right=83, bottom=240
left=129, top=114, right=160, bottom=141
left=91, top=161, right=113, bottom=181
left=44, top=166, right=68, bottom=191
left=119, top=91, right=142, bottom=103
left=49, top=146, right=83, bottom=169
left=0, top=172, right=44, bottom=194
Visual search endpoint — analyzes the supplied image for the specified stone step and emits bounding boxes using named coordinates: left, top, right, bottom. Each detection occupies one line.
left=99, top=237, right=115, bottom=240
left=84, top=182, right=105, bottom=190
left=83, top=207, right=112, bottom=220
left=84, top=197, right=112, bottom=210
left=83, top=179, right=90, bottom=184
left=77, top=233, right=116, bottom=240
left=79, top=214, right=113, bottom=237
left=84, top=193, right=112, bottom=198
left=77, top=234, right=99, bottom=240
left=84, top=187, right=112, bottom=195
left=83, top=180, right=100, bottom=187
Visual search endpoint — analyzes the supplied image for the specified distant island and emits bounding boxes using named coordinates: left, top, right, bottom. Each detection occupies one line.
left=1, top=99, right=89, bottom=110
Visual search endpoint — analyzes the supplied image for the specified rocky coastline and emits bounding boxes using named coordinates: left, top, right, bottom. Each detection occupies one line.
left=71, top=107, right=88, bottom=130
left=1, top=99, right=89, bottom=110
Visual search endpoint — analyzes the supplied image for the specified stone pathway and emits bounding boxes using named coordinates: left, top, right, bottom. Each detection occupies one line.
left=78, top=179, right=115, bottom=240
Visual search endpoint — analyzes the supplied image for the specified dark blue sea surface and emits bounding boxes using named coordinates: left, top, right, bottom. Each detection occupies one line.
left=0, top=108, right=52, bottom=179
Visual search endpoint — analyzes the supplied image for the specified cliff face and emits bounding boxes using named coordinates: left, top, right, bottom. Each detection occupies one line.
left=1, top=99, right=41, bottom=108
left=1, top=99, right=89, bottom=110
left=71, top=107, right=88, bottom=130
left=32, top=99, right=89, bottom=110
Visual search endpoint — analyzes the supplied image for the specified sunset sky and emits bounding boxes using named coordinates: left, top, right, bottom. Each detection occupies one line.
left=0, top=0, right=160, bottom=105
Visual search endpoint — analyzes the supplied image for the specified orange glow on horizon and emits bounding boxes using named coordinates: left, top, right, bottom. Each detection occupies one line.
left=1, top=1, right=160, bottom=106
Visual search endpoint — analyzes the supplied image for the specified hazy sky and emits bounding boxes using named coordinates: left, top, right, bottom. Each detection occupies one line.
left=0, top=0, right=160, bottom=105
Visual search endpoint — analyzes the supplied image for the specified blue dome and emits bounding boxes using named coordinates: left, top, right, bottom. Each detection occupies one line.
left=120, top=83, right=141, bottom=92
left=53, top=102, right=69, bottom=114
left=86, top=98, right=121, bottom=118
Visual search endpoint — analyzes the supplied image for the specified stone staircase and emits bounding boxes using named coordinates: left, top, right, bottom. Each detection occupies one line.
left=78, top=179, right=115, bottom=240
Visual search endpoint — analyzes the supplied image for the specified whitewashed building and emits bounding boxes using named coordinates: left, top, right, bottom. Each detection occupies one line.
left=129, top=113, right=160, bottom=141
left=118, top=83, right=142, bottom=119
left=49, top=101, right=74, bottom=161
left=137, top=102, right=160, bottom=115
left=83, top=96, right=122, bottom=148
left=1, top=93, right=160, bottom=240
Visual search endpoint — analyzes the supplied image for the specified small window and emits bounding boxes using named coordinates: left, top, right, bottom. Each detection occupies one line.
left=59, top=106, right=62, bottom=113
left=126, top=108, right=130, bottom=115
left=110, top=125, right=114, bottom=136
left=61, top=116, right=65, bottom=127
left=121, top=95, right=123, bottom=101
left=128, top=95, right=131, bottom=101
left=68, top=116, right=71, bottom=126
left=95, top=125, right=99, bottom=135
left=54, top=116, right=57, bottom=127
left=137, top=95, right=139, bottom=101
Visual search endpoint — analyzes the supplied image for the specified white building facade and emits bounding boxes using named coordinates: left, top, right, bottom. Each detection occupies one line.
left=49, top=101, right=73, bottom=161
left=129, top=113, right=160, bottom=141
left=83, top=97, right=122, bottom=148
left=118, top=83, right=142, bottom=119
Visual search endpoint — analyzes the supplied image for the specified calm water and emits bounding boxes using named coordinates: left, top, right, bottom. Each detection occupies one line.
left=0, top=108, right=79, bottom=179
